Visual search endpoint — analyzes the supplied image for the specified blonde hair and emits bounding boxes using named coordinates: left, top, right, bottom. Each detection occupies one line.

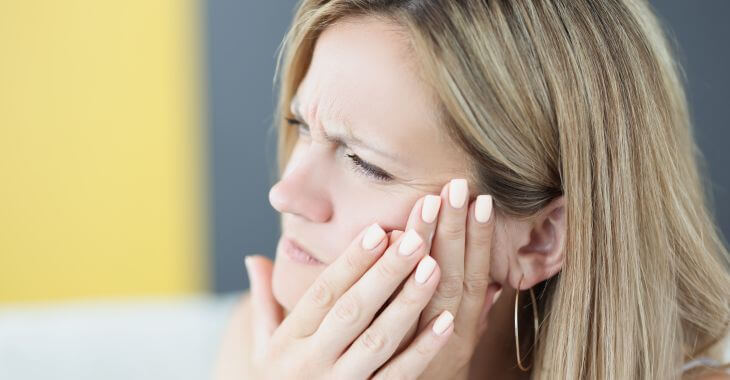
left=272, top=0, right=730, bottom=378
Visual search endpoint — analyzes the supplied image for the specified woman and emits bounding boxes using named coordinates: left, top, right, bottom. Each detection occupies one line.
left=215, top=0, right=730, bottom=379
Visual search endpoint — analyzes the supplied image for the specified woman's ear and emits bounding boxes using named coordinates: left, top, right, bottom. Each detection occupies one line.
left=511, top=195, right=566, bottom=290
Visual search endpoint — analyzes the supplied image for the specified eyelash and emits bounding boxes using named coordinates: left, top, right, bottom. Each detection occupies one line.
left=345, top=153, right=392, bottom=181
left=285, top=117, right=393, bottom=182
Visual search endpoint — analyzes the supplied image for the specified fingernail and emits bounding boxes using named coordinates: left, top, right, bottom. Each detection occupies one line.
left=493, top=288, right=503, bottom=304
left=415, top=256, right=437, bottom=284
left=432, top=310, right=454, bottom=335
left=475, top=195, right=493, bottom=223
left=398, top=229, right=423, bottom=256
left=421, top=195, right=441, bottom=223
left=449, top=179, right=468, bottom=208
left=244, top=256, right=256, bottom=287
left=362, top=223, right=386, bottom=250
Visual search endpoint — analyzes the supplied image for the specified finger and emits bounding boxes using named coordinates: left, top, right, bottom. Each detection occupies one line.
left=335, top=256, right=441, bottom=378
left=389, top=229, right=404, bottom=245
left=279, top=223, right=388, bottom=338
left=404, top=195, right=441, bottom=250
left=382, top=229, right=405, bottom=308
left=381, top=194, right=439, bottom=309
left=420, top=178, right=469, bottom=330
left=245, top=255, right=283, bottom=360
left=373, top=310, right=455, bottom=380
left=311, top=195, right=440, bottom=355
left=313, top=228, right=428, bottom=357
left=455, top=194, right=496, bottom=336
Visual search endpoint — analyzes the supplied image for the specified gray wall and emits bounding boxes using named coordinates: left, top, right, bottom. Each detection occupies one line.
left=652, top=0, right=730, bottom=246
left=205, top=0, right=730, bottom=293
left=205, top=0, right=298, bottom=293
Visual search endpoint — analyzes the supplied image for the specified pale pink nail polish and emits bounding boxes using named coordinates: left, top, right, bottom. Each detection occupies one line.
left=493, top=289, right=503, bottom=303
left=449, top=179, right=468, bottom=208
left=475, top=195, right=493, bottom=223
left=432, top=310, right=454, bottom=335
left=362, top=223, right=386, bottom=250
left=421, top=195, right=442, bottom=223
left=399, top=229, right=423, bottom=256
left=415, top=256, right=436, bottom=283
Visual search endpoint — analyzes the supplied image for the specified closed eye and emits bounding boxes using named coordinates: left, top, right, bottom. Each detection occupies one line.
left=285, top=116, right=394, bottom=182
left=345, top=153, right=393, bottom=182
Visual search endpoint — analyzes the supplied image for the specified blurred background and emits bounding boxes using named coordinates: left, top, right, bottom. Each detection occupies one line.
left=0, top=0, right=728, bottom=379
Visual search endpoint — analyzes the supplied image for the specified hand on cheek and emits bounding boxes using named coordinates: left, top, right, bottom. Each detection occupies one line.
left=408, top=179, right=501, bottom=379
left=376, top=179, right=500, bottom=380
left=242, top=202, right=457, bottom=379
left=240, top=180, right=498, bottom=380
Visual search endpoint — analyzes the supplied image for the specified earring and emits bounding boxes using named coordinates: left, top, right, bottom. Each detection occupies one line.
left=514, top=275, right=539, bottom=371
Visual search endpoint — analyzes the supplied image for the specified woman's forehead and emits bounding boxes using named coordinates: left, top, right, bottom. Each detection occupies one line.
left=292, top=17, right=470, bottom=186
left=298, top=17, right=438, bottom=136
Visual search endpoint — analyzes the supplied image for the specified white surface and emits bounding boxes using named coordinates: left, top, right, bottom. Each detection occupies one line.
left=0, top=294, right=240, bottom=380
left=1, top=294, right=727, bottom=379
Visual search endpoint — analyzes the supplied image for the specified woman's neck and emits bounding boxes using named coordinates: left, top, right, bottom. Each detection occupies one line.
left=468, top=287, right=533, bottom=380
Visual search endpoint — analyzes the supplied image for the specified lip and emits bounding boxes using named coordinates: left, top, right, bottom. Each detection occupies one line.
left=282, top=237, right=326, bottom=266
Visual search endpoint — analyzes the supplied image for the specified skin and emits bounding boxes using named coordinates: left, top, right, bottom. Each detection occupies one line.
left=215, top=16, right=569, bottom=380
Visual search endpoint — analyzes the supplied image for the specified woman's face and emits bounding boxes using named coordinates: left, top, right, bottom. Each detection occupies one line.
left=268, top=17, right=477, bottom=312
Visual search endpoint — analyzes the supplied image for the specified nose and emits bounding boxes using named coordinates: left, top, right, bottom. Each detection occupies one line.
left=268, top=148, right=333, bottom=223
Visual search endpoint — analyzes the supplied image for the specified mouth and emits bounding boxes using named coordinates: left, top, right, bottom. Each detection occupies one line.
left=282, top=237, right=326, bottom=266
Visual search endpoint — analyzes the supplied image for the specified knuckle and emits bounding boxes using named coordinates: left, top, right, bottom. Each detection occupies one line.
left=438, top=221, right=464, bottom=240
left=398, top=288, right=424, bottom=309
left=333, top=293, right=360, bottom=323
left=310, top=279, right=335, bottom=309
left=435, top=275, right=463, bottom=300
left=415, top=337, right=434, bottom=357
left=343, top=249, right=361, bottom=272
left=359, top=329, right=389, bottom=354
left=463, top=273, right=490, bottom=297
left=376, top=258, right=401, bottom=279
left=470, top=228, right=492, bottom=247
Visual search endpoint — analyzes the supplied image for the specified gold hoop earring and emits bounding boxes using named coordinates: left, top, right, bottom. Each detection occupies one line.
left=514, top=276, right=539, bottom=371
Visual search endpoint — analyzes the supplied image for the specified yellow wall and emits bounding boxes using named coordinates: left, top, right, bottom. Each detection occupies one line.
left=0, top=0, right=206, bottom=302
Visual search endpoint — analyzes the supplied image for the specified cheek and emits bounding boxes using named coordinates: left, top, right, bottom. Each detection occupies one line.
left=337, top=189, right=417, bottom=231
left=325, top=190, right=419, bottom=267
left=271, top=190, right=421, bottom=311
left=487, top=217, right=512, bottom=284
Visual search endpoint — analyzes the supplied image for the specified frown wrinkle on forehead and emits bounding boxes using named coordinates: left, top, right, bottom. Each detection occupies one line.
left=290, top=92, right=405, bottom=164
left=285, top=16, right=472, bottom=195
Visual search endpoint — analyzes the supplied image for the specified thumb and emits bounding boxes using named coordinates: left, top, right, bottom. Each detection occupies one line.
left=245, top=255, right=283, bottom=359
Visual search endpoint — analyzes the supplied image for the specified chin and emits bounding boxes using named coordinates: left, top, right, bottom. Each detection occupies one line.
left=271, top=238, right=326, bottom=313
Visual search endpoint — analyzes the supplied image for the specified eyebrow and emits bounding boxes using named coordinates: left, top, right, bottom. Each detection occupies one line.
left=290, top=95, right=400, bottom=162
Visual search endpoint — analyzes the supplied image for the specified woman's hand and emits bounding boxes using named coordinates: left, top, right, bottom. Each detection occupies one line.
left=244, top=197, right=458, bottom=380
left=413, top=179, right=500, bottom=380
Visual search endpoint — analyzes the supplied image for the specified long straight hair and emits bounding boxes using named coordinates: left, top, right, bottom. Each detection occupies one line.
left=272, top=1, right=730, bottom=378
